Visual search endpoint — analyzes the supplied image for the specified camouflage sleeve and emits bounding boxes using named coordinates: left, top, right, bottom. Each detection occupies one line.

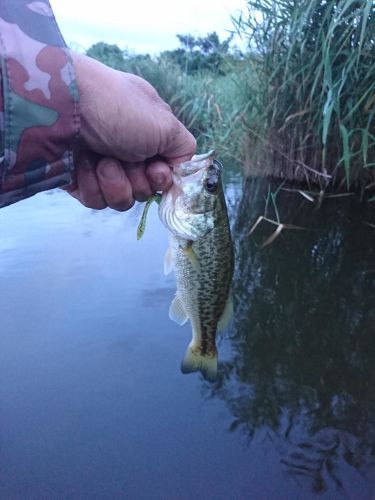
left=0, top=0, right=80, bottom=208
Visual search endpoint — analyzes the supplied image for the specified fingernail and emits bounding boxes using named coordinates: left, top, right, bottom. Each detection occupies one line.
left=98, top=162, right=121, bottom=181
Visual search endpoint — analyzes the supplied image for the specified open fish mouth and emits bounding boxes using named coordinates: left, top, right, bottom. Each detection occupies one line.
left=175, top=150, right=222, bottom=176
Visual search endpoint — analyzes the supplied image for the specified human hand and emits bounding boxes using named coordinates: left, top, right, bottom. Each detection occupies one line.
left=66, top=52, right=196, bottom=210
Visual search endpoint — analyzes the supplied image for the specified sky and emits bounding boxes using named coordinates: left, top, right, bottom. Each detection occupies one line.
left=49, top=0, right=248, bottom=55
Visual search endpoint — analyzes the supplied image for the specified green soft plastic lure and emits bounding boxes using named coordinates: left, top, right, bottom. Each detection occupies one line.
left=136, top=194, right=162, bottom=240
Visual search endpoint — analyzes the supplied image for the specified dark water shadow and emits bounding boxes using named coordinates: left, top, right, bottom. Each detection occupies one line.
left=206, top=177, right=375, bottom=496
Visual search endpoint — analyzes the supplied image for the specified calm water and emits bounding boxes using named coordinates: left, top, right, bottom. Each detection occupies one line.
left=0, top=173, right=374, bottom=499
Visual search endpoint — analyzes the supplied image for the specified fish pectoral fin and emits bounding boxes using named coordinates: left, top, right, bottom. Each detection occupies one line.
left=217, top=295, right=233, bottom=332
left=163, top=246, right=174, bottom=275
left=181, top=343, right=218, bottom=383
left=180, top=243, right=200, bottom=272
left=169, top=294, right=189, bottom=325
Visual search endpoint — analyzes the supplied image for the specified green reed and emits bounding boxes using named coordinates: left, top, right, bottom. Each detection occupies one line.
left=233, top=0, right=375, bottom=189
left=122, top=55, right=248, bottom=166
left=87, top=2, right=374, bottom=190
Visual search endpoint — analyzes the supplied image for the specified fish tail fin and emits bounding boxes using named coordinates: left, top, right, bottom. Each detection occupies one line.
left=181, top=343, right=218, bottom=383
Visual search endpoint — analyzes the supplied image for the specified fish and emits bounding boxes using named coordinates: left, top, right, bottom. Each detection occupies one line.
left=158, top=150, right=234, bottom=382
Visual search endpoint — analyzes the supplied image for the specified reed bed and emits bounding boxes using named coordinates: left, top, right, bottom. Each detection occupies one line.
left=87, top=1, right=374, bottom=191
left=234, top=0, right=375, bottom=190
left=121, top=55, right=248, bottom=166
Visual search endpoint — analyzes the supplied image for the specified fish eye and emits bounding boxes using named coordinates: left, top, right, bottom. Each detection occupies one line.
left=204, top=177, right=218, bottom=193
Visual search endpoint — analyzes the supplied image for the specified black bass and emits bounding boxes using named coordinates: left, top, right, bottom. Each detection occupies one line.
left=158, top=150, right=234, bottom=382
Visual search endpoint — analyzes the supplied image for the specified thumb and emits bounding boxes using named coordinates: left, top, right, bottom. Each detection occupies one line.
left=160, top=118, right=197, bottom=165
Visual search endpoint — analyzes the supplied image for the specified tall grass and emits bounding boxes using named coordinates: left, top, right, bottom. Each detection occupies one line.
left=234, top=0, right=375, bottom=189
left=87, top=2, right=374, bottom=190
left=122, top=56, right=248, bottom=166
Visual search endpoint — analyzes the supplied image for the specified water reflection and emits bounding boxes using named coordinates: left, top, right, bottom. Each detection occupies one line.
left=208, top=177, right=375, bottom=495
left=2, top=180, right=375, bottom=498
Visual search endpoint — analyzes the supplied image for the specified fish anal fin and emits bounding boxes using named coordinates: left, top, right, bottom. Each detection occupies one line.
left=169, top=294, right=188, bottom=325
left=181, top=343, right=218, bottom=382
left=217, top=295, right=233, bottom=332
left=164, top=246, right=174, bottom=275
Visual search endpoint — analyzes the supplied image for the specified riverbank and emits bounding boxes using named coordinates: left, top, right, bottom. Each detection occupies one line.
left=85, top=1, right=374, bottom=194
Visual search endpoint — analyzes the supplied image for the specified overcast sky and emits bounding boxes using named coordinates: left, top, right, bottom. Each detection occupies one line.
left=50, top=0, right=248, bottom=54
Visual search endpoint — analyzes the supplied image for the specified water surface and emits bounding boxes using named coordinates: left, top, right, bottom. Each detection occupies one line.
left=0, top=175, right=374, bottom=499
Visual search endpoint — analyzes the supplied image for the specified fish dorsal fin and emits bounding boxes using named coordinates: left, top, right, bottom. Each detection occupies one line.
left=169, top=294, right=188, bottom=325
left=217, top=295, right=233, bottom=332
left=164, top=246, right=174, bottom=275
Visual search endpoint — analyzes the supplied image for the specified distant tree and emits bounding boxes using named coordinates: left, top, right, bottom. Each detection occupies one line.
left=161, top=31, right=236, bottom=75
left=86, top=42, right=126, bottom=70
left=176, top=34, right=196, bottom=53
left=197, top=31, right=232, bottom=54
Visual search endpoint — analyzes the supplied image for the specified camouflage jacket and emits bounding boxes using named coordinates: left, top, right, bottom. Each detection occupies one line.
left=0, top=0, right=80, bottom=208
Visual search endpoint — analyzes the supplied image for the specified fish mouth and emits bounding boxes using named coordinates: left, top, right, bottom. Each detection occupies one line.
left=174, top=150, right=222, bottom=179
left=191, top=150, right=215, bottom=162
left=167, top=151, right=223, bottom=203
left=176, top=150, right=216, bottom=176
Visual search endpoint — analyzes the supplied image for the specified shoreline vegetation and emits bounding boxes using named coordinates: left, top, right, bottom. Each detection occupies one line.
left=85, top=0, right=374, bottom=195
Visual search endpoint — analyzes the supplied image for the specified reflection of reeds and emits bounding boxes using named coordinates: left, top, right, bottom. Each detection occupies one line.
left=204, top=176, right=375, bottom=496
left=234, top=0, right=375, bottom=189
left=249, top=183, right=305, bottom=247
